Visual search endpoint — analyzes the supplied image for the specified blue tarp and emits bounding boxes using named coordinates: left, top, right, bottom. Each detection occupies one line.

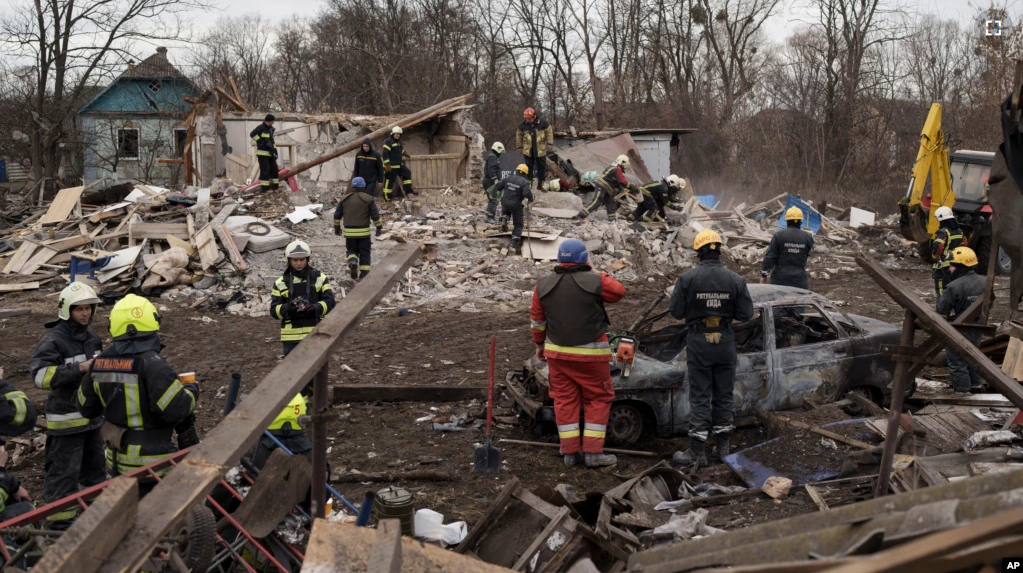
left=695, top=194, right=717, bottom=209
left=777, top=194, right=822, bottom=234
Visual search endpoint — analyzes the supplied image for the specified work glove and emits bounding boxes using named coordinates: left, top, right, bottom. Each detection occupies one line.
left=384, top=164, right=392, bottom=174
left=175, top=415, right=200, bottom=449
left=376, top=226, right=383, bottom=237
left=334, top=224, right=342, bottom=236
left=288, top=298, right=305, bottom=316
left=402, top=150, right=411, bottom=159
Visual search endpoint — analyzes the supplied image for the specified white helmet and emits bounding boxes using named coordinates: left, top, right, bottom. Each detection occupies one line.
left=491, top=142, right=505, bottom=154
left=285, top=240, right=312, bottom=259
left=665, top=174, right=682, bottom=189
left=615, top=154, right=630, bottom=168
left=546, top=179, right=561, bottom=192
left=391, top=126, right=403, bottom=135
left=58, top=282, right=101, bottom=321
left=934, top=206, right=955, bottom=222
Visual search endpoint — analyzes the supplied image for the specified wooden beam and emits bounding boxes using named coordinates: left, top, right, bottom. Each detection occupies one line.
left=214, top=224, right=246, bottom=271
left=876, top=308, right=915, bottom=497
left=0, top=308, right=30, bottom=319
left=156, top=158, right=185, bottom=165
left=94, top=245, right=421, bottom=573
left=213, top=86, right=247, bottom=112
left=367, top=519, right=403, bottom=573
left=31, top=477, right=138, bottom=573
left=0, top=282, right=40, bottom=292
left=228, top=77, right=247, bottom=111
left=331, top=384, right=485, bottom=403
left=767, top=413, right=874, bottom=450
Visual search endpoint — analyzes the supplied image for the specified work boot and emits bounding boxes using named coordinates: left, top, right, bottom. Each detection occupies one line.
left=584, top=453, right=617, bottom=468
left=713, top=434, right=731, bottom=461
left=673, top=441, right=708, bottom=469
left=485, top=215, right=497, bottom=224
left=501, top=220, right=509, bottom=233
left=564, top=453, right=582, bottom=467
left=512, top=238, right=522, bottom=254
left=348, top=260, right=359, bottom=280
left=359, top=270, right=369, bottom=281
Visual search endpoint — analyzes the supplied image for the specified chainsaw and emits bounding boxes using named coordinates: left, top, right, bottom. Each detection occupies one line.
left=614, top=292, right=667, bottom=378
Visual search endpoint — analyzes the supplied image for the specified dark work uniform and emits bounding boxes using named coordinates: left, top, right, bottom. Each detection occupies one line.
left=669, top=259, right=754, bottom=442
left=354, top=138, right=384, bottom=194
left=631, top=180, right=672, bottom=221
left=483, top=151, right=503, bottom=220
left=335, top=191, right=382, bottom=278
left=0, top=378, right=37, bottom=536
left=382, top=135, right=413, bottom=201
left=270, top=267, right=336, bottom=356
left=585, top=164, right=627, bottom=216
left=250, top=123, right=279, bottom=191
left=931, top=221, right=964, bottom=296
left=762, top=225, right=814, bottom=289
left=495, top=173, right=533, bottom=244
left=78, top=334, right=198, bottom=494
left=937, top=269, right=986, bottom=393
left=29, top=319, right=105, bottom=521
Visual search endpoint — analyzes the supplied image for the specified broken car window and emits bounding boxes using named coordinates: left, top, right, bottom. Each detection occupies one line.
left=773, top=305, right=840, bottom=349
left=734, top=309, right=764, bottom=354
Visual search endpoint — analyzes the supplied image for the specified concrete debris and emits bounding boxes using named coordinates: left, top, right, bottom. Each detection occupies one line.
left=762, top=476, right=793, bottom=500
left=647, top=509, right=722, bottom=542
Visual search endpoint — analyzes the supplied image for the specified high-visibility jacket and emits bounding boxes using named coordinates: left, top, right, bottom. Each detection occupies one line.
left=250, top=123, right=276, bottom=157
left=932, top=225, right=964, bottom=270
left=515, top=118, right=554, bottom=158
left=334, top=191, right=382, bottom=237
left=269, top=267, right=336, bottom=342
left=531, top=264, right=626, bottom=361
left=29, top=319, right=103, bottom=434
left=0, top=378, right=36, bottom=515
left=78, top=334, right=198, bottom=476
left=600, top=164, right=629, bottom=192
left=382, top=136, right=406, bottom=170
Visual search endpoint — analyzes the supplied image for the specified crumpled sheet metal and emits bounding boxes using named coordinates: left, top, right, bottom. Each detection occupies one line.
left=554, top=133, right=653, bottom=184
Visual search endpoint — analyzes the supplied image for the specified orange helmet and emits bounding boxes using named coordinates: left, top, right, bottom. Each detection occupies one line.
left=523, top=107, right=536, bottom=120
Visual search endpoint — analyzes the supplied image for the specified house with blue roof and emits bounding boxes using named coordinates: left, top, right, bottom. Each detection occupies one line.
left=78, top=47, right=199, bottom=186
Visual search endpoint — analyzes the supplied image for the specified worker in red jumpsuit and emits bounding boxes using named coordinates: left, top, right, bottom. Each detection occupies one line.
left=530, top=238, right=626, bottom=468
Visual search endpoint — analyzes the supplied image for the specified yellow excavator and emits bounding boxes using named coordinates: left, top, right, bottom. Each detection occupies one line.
left=899, top=103, right=1010, bottom=274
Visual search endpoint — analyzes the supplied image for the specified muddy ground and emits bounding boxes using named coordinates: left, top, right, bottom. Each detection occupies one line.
left=0, top=249, right=1013, bottom=532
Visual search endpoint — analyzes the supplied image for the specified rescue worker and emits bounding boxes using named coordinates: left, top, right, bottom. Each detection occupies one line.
left=334, top=177, right=383, bottom=280
left=530, top=239, right=626, bottom=468
left=579, top=155, right=631, bottom=220
left=29, top=282, right=105, bottom=525
left=483, top=142, right=505, bottom=222
left=937, top=247, right=987, bottom=394
left=931, top=206, right=963, bottom=296
left=77, top=295, right=199, bottom=496
left=250, top=393, right=312, bottom=469
left=354, top=138, right=384, bottom=195
left=670, top=230, right=754, bottom=468
left=495, top=164, right=534, bottom=253
left=250, top=114, right=279, bottom=191
left=382, top=126, right=416, bottom=202
left=516, top=107, right=554, bottom=190
left=761, top=207, right=814, bottom=289
left=0, top=368, right=38, bottom=522
left=630, top=174, right=683, bottom=222
left=270, top=241, right=337, bottom=356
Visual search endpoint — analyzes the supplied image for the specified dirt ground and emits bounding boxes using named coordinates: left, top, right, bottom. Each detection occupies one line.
left=0, top=246, right=1013, bottom=531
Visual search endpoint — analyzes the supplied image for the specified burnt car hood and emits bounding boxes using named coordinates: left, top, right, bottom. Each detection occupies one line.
left=846, top=313, right=899, bottom=337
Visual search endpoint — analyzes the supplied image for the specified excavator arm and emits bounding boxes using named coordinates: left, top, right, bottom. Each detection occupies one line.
left=899, top=103, right=957, bottom=244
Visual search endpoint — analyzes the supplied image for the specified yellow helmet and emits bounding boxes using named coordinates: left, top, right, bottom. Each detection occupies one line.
left=693, top=229, right=722, bottom=251
left=615, top=154, right=630, bottom=168
left=109, top=294, right=161, bottom=338
left=785, top=206, right=804, bottom=221
left=268, top=394, right=307, bottom=431
left=58, top=281, right=101, bottom=321
left=951, top=246, right=978, bottom=267
left=516, top=164, right=529, bottom=175
left=285, top=240, right=311, bottom=259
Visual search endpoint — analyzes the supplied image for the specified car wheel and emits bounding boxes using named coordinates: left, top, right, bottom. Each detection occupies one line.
left=998, top=246, right=1012, bottom=276
left=608, top=403, right=644, bottom=444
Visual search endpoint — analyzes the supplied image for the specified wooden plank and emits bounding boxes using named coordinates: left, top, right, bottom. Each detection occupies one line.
left=95, top=245, right=422, bottom=573
left=214, top=224, right=247, bottom=271
left=0, top=308, right=31, bottom=319
left=40, top=186, right=86, bottom=224
left=127, top=222, right=190, bottom=240
left=228, top=77, right=247, bottom=111
left=31, top=476, right=138, bottom=573
left=771, top=413, right=874, bottom=450
left=166, top=236, right=195, bottom=256
left=805, top=484, right=829, bottom=511
left=331, top=384, right=485, bottom=403
left=456, top=478, right=521, bottom=554
left=17, top=246, right=58, bottom=275
left=0, top=282, right=40, bottom=292
left=44, top=234, right=96, bottom=253
left=367, top=519, right=403, bottom=573
left=2, top=242, right=39, bottom=274
left=194, top=226, right=219, bottom=270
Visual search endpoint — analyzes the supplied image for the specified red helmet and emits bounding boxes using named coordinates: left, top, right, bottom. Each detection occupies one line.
left=523, top=107, right=536, bottom=119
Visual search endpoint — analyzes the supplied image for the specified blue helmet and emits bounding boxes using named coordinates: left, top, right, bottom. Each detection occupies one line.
left=558, top=238, right=588, bottom=264
left=352, top=177, right=366, bottom=188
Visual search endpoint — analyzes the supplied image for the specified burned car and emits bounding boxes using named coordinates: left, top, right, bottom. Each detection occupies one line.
left=506, top=285, right=901, bottom=444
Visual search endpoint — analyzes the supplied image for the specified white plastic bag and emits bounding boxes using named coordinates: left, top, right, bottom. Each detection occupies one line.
left=413, top=508, right=467, bottom=547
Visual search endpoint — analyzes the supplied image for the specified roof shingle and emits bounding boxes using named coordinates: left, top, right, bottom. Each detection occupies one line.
left=120, top=47, right=185, bottom=79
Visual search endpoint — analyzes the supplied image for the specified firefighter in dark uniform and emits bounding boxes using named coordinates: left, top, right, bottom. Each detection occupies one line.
left=29, top=282, right=106, bottom=525
left=580, top=155, right=631, bottom=220
left=937, top=247, right=987, bottom=394
left=483, top=142, right=505, bottom=223
left=0, top=368, right=38, bottom=524
left=333, top=177, right=383, bottom=280
left=670, top=229, right=754, bottom=468
left=250, top=114, right=279, bottom=191
left=270, top=240, right=337, bottom=357
left=354, top=138, right=384, bottom=195
left=495, top=164, right=534, bottom=253
left=382, top=126, right=416, bottom=202
left=250, top=394, right=312, bottom=469
left=630, top=174, right=683, bottom=222
left=77, top=295, right=199, bottom=496
left=761, top=206, right=814, bottom=289
left=931, top=206, right=964, bottom=296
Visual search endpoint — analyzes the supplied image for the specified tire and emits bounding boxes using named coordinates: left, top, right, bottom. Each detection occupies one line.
left=998, top=246, right=1012, bottom=276
left=607, top=403, right=645, bottom=444
left=177, top=504, right=216, bottom=572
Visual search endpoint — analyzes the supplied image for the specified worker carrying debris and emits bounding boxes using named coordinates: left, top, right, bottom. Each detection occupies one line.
left=579, top=156, right=631, bottom=220
left=250, top=393, right=312, bottom=469
left=931, top=206, right=964, bottom=296
left=354, top=138, right=384, bottom=195
left=937, top=246, right=986, bottom=394
left=629, top=174, right=684, bottom=222
left=483, top=142, right=505, bottom=223
left=382, top=126, right=417, bottom=201
left=516, top=107, right=554, bottom=190
left=530, top=239, right=626, bottom=468
left=0, top=368, right=38, bottom=523
left=495, top=164, right=534, bottom=253
left=270, top=241, right=337, bottom=357
left=761, top=207, right=814, bottom=289
left=29, top=282, right=106, bottom=526
left=334, top=177, right=383, bottom=280
left=250, top=114, right=280, bottom=191
left=77, top=295, right=200, bottom=496
left=670, top=230, right=754, bottom=468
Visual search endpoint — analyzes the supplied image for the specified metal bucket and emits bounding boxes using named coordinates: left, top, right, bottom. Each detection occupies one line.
left=373, top=486, right=415, bottom=536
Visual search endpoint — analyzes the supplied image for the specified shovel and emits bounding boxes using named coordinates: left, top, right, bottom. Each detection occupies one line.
left=474, top=335, right=501, bottom=473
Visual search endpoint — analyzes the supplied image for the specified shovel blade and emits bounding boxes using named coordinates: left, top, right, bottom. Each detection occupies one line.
left=473, top=438, right=501, bottom=473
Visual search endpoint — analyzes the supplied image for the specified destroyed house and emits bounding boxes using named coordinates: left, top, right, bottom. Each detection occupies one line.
left=78, top=47, right=199, bottom=187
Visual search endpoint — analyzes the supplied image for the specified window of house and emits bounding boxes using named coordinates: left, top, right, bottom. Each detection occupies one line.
left=117, top=128, right=140, bottom=160
left=773, top=305, right=840, bottom=349
left=148, top=80, right=163, bottom=93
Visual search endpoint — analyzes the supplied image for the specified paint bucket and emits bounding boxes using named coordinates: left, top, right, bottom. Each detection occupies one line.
left=373, top=486, right=415, bottom=536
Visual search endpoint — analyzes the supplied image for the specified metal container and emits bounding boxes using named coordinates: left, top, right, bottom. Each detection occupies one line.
left=373, top=486, right=415, bottom=536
